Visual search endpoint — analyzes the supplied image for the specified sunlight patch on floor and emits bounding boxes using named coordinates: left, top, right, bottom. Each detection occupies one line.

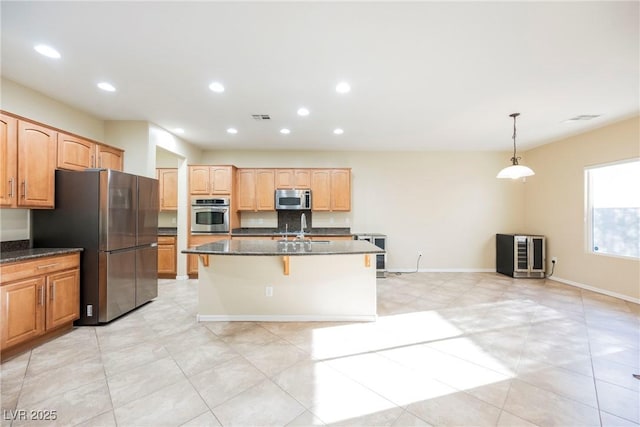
left=310, top=311, right=463, bottom=360
left=308, top=309, right=516, bottom=424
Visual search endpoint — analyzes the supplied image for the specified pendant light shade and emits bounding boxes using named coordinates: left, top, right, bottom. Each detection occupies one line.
left=497, top=113, right=535, bottom=179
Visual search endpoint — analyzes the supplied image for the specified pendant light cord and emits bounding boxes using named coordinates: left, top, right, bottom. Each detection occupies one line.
left=510, top=113, right=521, bottom=166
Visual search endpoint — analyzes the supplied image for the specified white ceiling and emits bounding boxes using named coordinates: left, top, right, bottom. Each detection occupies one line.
left=1, top=1, right=638, bottom=152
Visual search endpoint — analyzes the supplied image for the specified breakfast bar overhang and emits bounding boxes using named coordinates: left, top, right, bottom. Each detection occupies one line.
left=183, top=239, right=385, bottom=322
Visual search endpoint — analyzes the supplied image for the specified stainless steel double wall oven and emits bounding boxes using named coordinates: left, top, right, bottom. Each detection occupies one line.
left=190, top=196, right=230, bottom=233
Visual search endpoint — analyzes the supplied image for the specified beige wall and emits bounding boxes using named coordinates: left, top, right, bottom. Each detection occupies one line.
left=0, top=78, right=105, bottom=141
left=524, top=116, right=640, bottom=301
left=104, top=121, right=153, bottom=177
left=203, top=150, right=526, bottom=271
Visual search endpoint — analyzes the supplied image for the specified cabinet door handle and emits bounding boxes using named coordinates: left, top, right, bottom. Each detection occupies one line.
left=8, top=178, right=14, bottom=198
left=50, top=283, right=56, bottom=301
left=21, top=180, right=26, bottom=198
left=38, top=286, right=44, bottom=306
left=91, top=154, right=95, bottom=168
left=37, top=263, right=59, bottom=269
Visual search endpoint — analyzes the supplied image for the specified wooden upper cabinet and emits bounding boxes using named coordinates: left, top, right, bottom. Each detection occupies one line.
left=275, top=169, right=311, bottom=189
left=157, top=168, right=178, bottom=211
left=236, top=169, right=256, bottom=210
left=189, top=166, right=210, bottom=195
left=57, top=133, right=96, bottom=170
left=311, top=170, right=331, bottom=211
left=236, top=168, right=275, bottom=211
left=96, top=144, right=123, bottom=171
left=0, top=114, right=17, bottom=207
left=311, top=168, right=351, bottom=211
left=1, top=112, right=125, bottom=209
left=211, top=166, right=232, bottom=194
left=330, top=169, right=351, bottom=211
left=17, top=121, right=56, bottom=208
left=256, top=169, right=275, bottom=210
left=189, top=166, right=232, bottom=195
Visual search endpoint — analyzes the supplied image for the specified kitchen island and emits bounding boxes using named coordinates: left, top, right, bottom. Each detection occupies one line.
left=183, top=239, right=384, bottom=322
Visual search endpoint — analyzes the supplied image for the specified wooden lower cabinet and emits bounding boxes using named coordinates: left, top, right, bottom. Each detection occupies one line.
left=310, top=235, right=353, bottom=241
left=46, top=269, right=80, bottom=330
left=0, top=276, right=45, bottom=350
left=188, top=235, right=229, bottom=276
left=0, top=253, right=80, bottom=360
left=158, top=236, right=177, bottom=278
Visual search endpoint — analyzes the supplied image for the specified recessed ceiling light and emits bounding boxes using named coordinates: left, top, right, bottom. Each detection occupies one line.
left=209, top=82, right=225, bottom=93
left=333, top=128, right=344, bottom=135
left=34, top=44, right=61, bottom=59
left=173, top=128, right=185, bottom=134
left=336, top=82, right=351, bottom=94
left=227, top=128, right=238, bottom=134
left=97, top=82, right=116, bottom=92
left=280, top=128, right=291, bottom=135
left=297, top=107, right=310, bottom=117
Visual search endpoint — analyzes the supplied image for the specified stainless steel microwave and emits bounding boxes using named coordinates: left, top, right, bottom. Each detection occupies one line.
left=275, top=189, right=311, bottom=210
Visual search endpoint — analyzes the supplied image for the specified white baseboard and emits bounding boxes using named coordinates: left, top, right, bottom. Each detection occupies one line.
left=388, top=268, right=495, bottom=273
left=548, top=276, right=640, bottom=304
left=387, top=270, right=639, bottom=304
left=197, top=314, right=377, bottom=322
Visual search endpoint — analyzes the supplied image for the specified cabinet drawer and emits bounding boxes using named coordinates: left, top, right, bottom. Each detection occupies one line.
left=0, top=253, right=80, bottom=284
left=158, top=236, right=176, bottom=245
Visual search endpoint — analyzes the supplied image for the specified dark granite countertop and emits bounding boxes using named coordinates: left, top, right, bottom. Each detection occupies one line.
left=158, top=227, right=178, bottom=236
left=231, top=227, right=352, bottom=237
left=183, top=239, right=383, bottom=256
left=0, top=248, right=84, bottom=264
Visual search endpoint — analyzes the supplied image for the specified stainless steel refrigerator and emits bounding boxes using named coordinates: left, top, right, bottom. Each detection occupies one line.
left=32, top=169, right=159, bottom=325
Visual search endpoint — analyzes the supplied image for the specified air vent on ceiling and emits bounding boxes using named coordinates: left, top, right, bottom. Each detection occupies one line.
left=251, top=114, right=271, bottom=120
left=566, top=114, right=601, bottom=122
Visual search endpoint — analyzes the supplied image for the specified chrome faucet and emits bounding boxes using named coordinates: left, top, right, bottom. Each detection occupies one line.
left=297, top=213, right=307, bottom=241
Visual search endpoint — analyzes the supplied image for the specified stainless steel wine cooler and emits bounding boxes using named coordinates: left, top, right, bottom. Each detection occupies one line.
left=496, top=234, right=546, bottom=278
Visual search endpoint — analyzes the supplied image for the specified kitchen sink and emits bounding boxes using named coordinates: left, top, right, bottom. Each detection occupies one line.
left=277, top=239, right=331, bottom=245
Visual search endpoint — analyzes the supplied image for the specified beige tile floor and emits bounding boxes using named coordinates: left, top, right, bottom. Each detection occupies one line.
left=1, top=272, right=639, bottom=427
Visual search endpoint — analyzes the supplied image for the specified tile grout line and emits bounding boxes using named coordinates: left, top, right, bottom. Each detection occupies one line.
left=77, top=326, right=117, bottom=427
left=581, top=288, right=605, bottom=427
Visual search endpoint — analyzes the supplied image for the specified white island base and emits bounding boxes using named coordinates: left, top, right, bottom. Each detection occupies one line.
left=196, top=254, right=377, bottom=322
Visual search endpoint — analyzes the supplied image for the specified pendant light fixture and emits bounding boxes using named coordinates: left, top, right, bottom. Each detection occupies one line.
left=496, top=113, right=535, bottom=179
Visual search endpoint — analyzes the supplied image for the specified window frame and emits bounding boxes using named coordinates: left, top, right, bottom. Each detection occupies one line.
left=584, top=157, right=640, bottom=260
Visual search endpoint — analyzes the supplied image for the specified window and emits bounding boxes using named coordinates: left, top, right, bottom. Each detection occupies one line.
left=585, top=159, right=640, bottom=258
